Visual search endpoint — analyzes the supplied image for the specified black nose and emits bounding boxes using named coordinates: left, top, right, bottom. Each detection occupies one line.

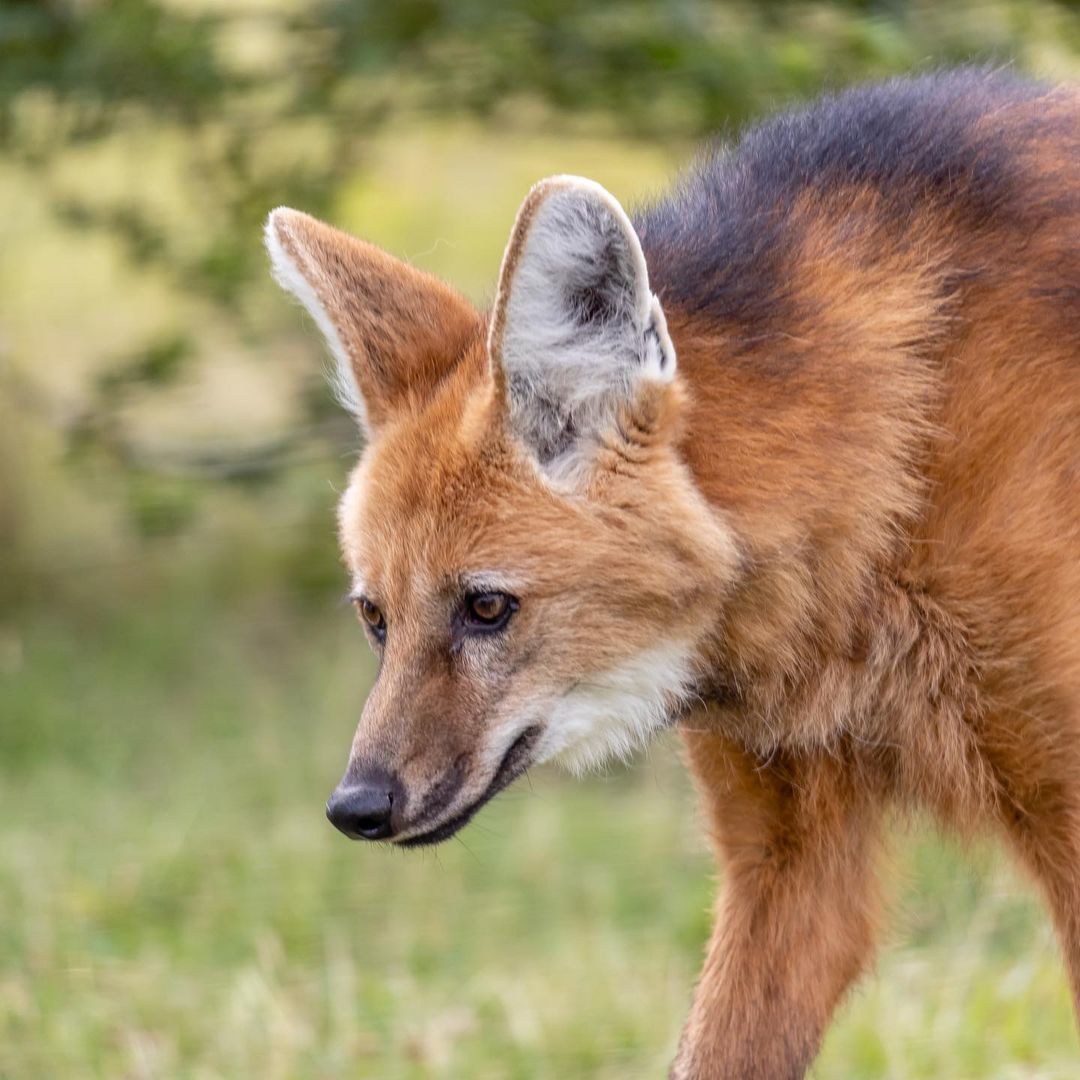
left=326, top=768, right=401, bottom=840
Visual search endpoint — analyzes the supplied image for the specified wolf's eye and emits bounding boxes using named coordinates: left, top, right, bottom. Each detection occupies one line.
left=355, top=597, right=386, bottom=640
left=463, top=591, right=518, bottom=632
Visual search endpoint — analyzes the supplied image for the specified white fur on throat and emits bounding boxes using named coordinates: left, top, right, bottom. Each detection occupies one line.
left=493, top=176, right=675, bottom=472
left=532, top=640, right=695, bottom=774
left=264, top=207, right=367, bottom=425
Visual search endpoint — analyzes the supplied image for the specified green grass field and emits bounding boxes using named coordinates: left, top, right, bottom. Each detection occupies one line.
left=3, top=598, right=1077, bottom=1078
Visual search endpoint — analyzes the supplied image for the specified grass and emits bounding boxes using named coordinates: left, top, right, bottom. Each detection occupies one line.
left=2, top=597, right=1077, bottom=1078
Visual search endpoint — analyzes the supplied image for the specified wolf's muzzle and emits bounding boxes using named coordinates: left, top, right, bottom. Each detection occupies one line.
left=396, top=725, right=541, bottom=848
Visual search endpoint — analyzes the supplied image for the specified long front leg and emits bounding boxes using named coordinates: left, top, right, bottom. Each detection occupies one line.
left=988, top=719, right=1080, bottom=1025
left=672, top=730, right=884, bottom=1080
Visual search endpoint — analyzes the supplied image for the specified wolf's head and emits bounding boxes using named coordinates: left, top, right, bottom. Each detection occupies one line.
left=266, top=177, right=738, bottom=845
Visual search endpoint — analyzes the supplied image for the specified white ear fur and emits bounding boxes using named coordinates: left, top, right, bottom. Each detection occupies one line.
left=264, top=207, right=367, bottom=424
left=489, top=176, right=675, bottom=476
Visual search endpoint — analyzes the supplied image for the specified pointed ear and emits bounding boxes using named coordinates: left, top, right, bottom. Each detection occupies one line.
left=265, top=208, right=479, bottom=433
left=488, top=175, right=675, bottom=472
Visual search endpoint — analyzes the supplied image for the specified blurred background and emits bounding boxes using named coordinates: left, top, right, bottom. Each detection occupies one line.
left=2, top=2, right=1079, bottom=1076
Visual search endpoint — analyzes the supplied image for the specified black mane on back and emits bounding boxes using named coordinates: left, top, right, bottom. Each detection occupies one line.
left=633, top=68, right=1049, bottom=331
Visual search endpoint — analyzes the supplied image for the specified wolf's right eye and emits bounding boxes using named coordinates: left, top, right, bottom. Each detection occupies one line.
left=355, top=597, right=386, bottom=641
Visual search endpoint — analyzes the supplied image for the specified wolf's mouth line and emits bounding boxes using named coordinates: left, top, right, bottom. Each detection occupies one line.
left=396, top=725, right=541, bottom=848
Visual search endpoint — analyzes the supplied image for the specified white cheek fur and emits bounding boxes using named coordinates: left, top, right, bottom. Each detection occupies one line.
left=530, top=640, right=696, bottom=774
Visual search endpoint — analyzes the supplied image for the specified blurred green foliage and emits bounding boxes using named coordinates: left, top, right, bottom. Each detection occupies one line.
left=2, top=0, right=1079, bottom=614
left=5, top=0, right=1079, bottom=298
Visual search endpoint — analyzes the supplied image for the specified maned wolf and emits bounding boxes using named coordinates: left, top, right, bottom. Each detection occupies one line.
left=266, top=70, right=1079, bottom=1078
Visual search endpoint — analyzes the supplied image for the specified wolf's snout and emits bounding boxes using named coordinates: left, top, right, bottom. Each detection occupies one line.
left=326, top=767, right=402, bottom=840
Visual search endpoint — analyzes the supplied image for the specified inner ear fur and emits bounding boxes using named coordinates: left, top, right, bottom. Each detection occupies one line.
left=266, top=208, right=480, bottom=432
left=486, top=175, right=676, bottom=471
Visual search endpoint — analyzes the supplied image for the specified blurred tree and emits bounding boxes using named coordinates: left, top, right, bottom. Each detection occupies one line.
left=1, top=0, right=1077, bottom=599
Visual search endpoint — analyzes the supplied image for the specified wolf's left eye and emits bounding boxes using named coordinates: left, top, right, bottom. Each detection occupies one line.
left=463, top=591, right=518, bottom=632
